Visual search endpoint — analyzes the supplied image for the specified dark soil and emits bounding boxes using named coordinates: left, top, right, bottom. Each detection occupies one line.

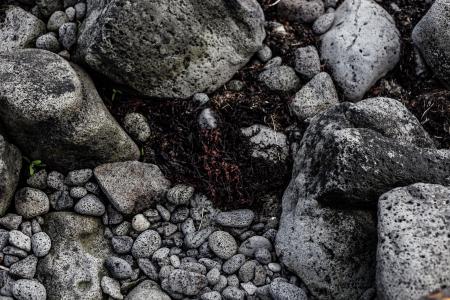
left=94, top=0, right=449, bottom=210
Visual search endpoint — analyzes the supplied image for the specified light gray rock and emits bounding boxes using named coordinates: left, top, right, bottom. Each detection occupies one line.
left=257, top=45, right=272, bottom=63
left=312, top=12, right=335, bottom=34
left=104, top=256, right=133, bottom=280
left=223, top=254, right=246, bottom=275
left=65, top=6, right=75, bottom=21
left=65, top=169, right=93, bottom=186
left=377, top=183, right=450, bottom=300
left=0, top=214, right=22, bottom=230
left=74, top=2, right=85, bottom=19
left=123, top=113, right=151, bottom=143
left=94, top=161, right=170, bottom=214
left=125, top=280, right=170, bottom=300
left=258, top=66, right=300, bottom=92
left=294, top=46, right=321, bottom=79
left=208, top=231, right=237, bottom=260
left=47, top=10, right=68, bottom=31
left=269, top=279, right=307, bottom=300
left=278, top=0, right=325, bottom=23
left=412, top=0, right=450, bottom=87
left=47, top=171, right=65, bottom=191
left=74, top=194, right=105, bottom=216
left=166, top=184, right=194, bottom=206
left=8, top=230, right=31, bottom=252
left=76, top=0, right=265, bottom=99
left=202, top=291, right=222, bottom=300
left=185, top=227, right=215, bottom=249
left=199, top=108, right=218, bottom=130
left=239, top=236, right=272, bottom=257
left=137, top=258, right=158, bottom=281
left=58, top=22, right=77, bottom=50
left=131, top=230, right=161, bottom=258
left=320, top=0, right=401, bottom=101
left=0, top=136, right=21, bottom=217
left=37, top=212, right=112, bottom=300
left=0, top=49, right=140, bottom=171
left=290, top=72, right=338, bottom=120
left=111, top=236, right=133, bottom=254
left=15, top=188, right=49, bottom=219
left=9, top=255, right=38, bottom=279
left=207, top=268, right=221, bottom=285
left=238, top=260, right=257, bottom=283
left=36, top=0, right=63, bottom=17
left=241, top=125, right=288, bottom=163
left=26, top=170, right=47, bottom=190
left=193, top=93, right=210, bottom=106
left=31, top=232, right=51, bottom=258
left=0, top=6, right=46, bottom=52
left=69, top=187, right=87, bottom=199
left=12, top=279, right=46, bottom=300
left=101, top=276, right=123, bottom=300
left=168, top=269, right=208, bottom=296
left=132, top=214, right=150, bottom=232
left=222, top=286, right=245, bottom=300
left=35, top=33, right=61, bottom=53
left=215, top=210, right=254, bottom=228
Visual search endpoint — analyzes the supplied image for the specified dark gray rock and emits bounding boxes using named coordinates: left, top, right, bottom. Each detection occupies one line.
left=222, top=286, right=245, bottom=300
left=15, top=188, right=49, bottom=219
left=0, top=49, right=140, bottom=171
left=47, top=171, right=65, bottom=191
left=377, top=183, right=450, bottom=300
left=9, top=255, right=38, bottom=279
left=0, top=136, right=21, bottom=217
left=184, top=227, right=215, bottom=249
left=320, top=0, right=401, bottom=100
left=215, top=210, right=254, bottom=228
left=278, top=0, right=325, bottom=23
left=0, top=6, right=46, bottom=52
left=47, top=10, right=69, bottom=31
left=123, top=113, right=151, bottom=143
left=94, top=161, right=170, bottom=214
left=65, top=169, right=93, bottom=186
left=31, top=232, right=51, bottom=258
left=166, top=184, right=194, bottom=206
left=312, top=12, right=335, bottom=34
left=12, top=279, right=46, bottom=300
left=37, top=212, right=112, bottom=299
left=74, top=194, right=105, bottom=216
left=58, top=22, right=77, bottom=49
left=36, top=0, right=63, bottom=17
left=100, top=276, right=123, bottom=300
left=76, top=0, right=265, bottom=99
left=35, top=32, right=61, bottom=53
left=0, top=214, right=21, bottom=231
left=168, top=269, right=207, bottom=296
left=125, top=280, right=170, bottom=300
left=294, top=46, right=321, bottom=79
left=240, top=125, right=288, bottom=163
left=223, top=254, right=246, bottom=275
left=412, top=0, right=450, bottom=87
left=26, top=170, right=48, bottom=190
left=269, top=279, right=307, bottom=300
left=104, top=256, right=133, bottom=280
left=49, top=191, right=74, bottom=211
left=111, top=235, right=133, bottom=254
left=239, top=236, right=272, bottom=257
left=258, top=66, right=300, bottom=92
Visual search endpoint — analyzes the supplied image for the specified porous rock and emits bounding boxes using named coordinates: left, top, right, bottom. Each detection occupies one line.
left=0, top=135, right=21, bottom=217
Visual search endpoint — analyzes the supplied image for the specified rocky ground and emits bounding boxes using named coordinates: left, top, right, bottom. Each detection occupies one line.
left=0, top=0, right=449, bottom=299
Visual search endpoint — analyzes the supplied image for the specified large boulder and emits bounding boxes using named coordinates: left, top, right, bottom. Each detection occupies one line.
left=276, top=97, right=437, bottom=299
left=412, top=0, right=450, bottom=87
left=377, top=184, right=450, bottom=300
left=37, top=212, right=112, bottom=300
left=0, top=5, right=46, bottom=52
left=0, top=135, right=21, bottom=217
left=76, top=0, right=265, bottom=99
left=320, top=0, right=401, bottom=101
left=0, top=49, right=140, bottom=171
left=94, top=161, right=171, bottom=215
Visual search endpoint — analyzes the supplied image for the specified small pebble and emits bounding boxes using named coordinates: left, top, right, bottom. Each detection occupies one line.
left=47, top=171, right=65, bottom=190
left=223, top=254, right=246, bottom=274
left=9, top=230, right=31, bottom=252
left=193, top=93, right=210, bottom=106
left=132, top=230, right=161, bottom=258
left=59, top=22, right=77, bottom=49
left=69, top=187, right=87, bottom=199
left=47, top=10, right=69, bottom=31
left=257, top=45, right=272, bottom=63
left=111, top=235, right=133, bottom=254
left=101, top=276, right=123, bottom=300
left=215, top=210, right=254, bottom=228
left=132, top=214, right=150, bottom=232
left=15, top=188, right=50, bottom=219
left=208, top=231, right=237, bottom=260
left=31, top=232, right=51, bottom=257
left=9, top=255, right=38, bottom=279
left=104, top=256, right=133, bottom=280
left=222, top=286, right=244, bottom=300
left=65, top=169, right=93, bottom=186
left=74, top=194, right=105, bottom=216
left=123, top=113, right=151, bottom=143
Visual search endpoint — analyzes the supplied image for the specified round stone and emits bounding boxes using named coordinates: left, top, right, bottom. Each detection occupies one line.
left=223, top=254, right=246, bottom=275
left=132, top=230, right=161, bottom=258
left=166, top=184, right=194, bottom=206
left=208, top=231, right=237, bottom=260
left=123, top=113, right=151, bottom=143
left=254, top=248, right=272, bottom=265
left=31, top=232, right=51, bottom=257
left=257, top=45, right=272, bottom=63
left=58, top=22, right=77, bottom=49
left=69, top=187, right=87, bottom=199
left=132, top=214, right=150, bottom=232
left=36, top=33, right=60, bottom=53
left=104, top=256, right=133, bottom=280
left=192, top=93, right=210, bottom=106
left=74, top=194, right=105, bottom=216
left=47, top=11, right=69, bottom=31
left=12, top=279, right=46, bottom=300
left=15, top=188, right=50, bottom=219
left=111, top=235, right=133, bottom=254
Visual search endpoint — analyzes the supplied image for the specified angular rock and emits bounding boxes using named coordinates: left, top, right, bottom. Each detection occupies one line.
left=0, top=136, right=21, bottom=217
left=0, top=49, right=140, bottom=171
left=168, top=269, right=208, bottom=296
left=0, top=6, right=46, bottom=52
left=125, top=280, right=170, bottom=300
left=294, top=46, right=321, bottom=79
left=12, top=279, right=46, bottom=300
left=269, top=279, right=307, bottom=300
left=76, top=0, right=265, bottom=99
left=15, top=188, right=50, bottom=219
left=100, top=276, right=123, bottom=300
left=412, top=0, right=450, bottom=87
left=9, top=255, right=38, bottom=279
left=377, top=183, right=450, bottom=300
left=94, top=161, right=170, bottom=214
left=258, top=66, right=300, bottom=92
left=320, top=0, right=401, bottom=100
left=278, top=0, right=325, bottom=23
left=241, top=125, right=289, bottom=163
left=37, top=212, right=112, bottom=299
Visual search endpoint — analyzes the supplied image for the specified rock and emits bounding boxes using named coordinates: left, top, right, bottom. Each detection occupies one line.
left=239, top=236, right=272, bottom=257
left=94, top=161, right=170, bottom=214
left=0, top=214, right=22, bottom=230
left=26, top=170, right=48, bottom=190
left=37, top=212, right=112, bottom=299
left=257, top=45, right=272, bottom=63
left=202, top=291, right=222, bottom=300
left=215, top=210, right=254, bottom=228
left=58, top=22, right=77, bottom=50
left=132, top=214, right=150, bottom=232
left=47, top=11, right=68, bottom=31
left=36, top=0, right=63, bottom=17
left=207, top=268, right=221, bottom=285
left=258, top=66, right=300, bottom=92
left=320, top=0, right=401, bottom=101
left=65, top=6, right=75, bottom=21
left=74, top=2, right=85, bottom=20
left=290, top=72, right=339, bottom=120
left=3, top=246, right=27, bottom=258
left=131, top=230, right=161, bottom=258
left=241, top=282, right=257, bottom=295
left=412, top=0, right=450, bottom=87
left=223, top=254, right=246, bottom=275
left=238, top=260, right=257, bottom=282
left=278, top=0, right=325, bottom=23
left=0, top=49, right=140, bottom=171
left=168, top=269, right=208, bottom=296
left=49, top=191, right=74, bottom=211
left=192, top=93, right=210, bottom=106
left=47, top=171, right=65, bottom=191
left=12, top=279, right=46, bottom=300
left=241, top=125, right=289, bottom=163
left=76, top=0, right=265, bottom=99
left=9, top=255, right=38, bottom=279
left=166, top=184, right=194, bottom=206
left=125, top=280, right=170, bottom=300
left=69, top=187, right=87, bottom=199
left=294, top=46, right=321, bottom=79
left=276, top=97, right=437, bottom=299
left=0, top=136, right=21, bottom=217
left=0, top=6, right=46, bottom=52
left=269, top=279, right=307, bottom=300
left=208, top=231, right=237, bottom=260
left=254, top=248, right=271, bottom=265
left=65, top=169, right=93, bottom=186
left=35, top=33, right=61, bottom=53
left=104, top=256, right=133, bottom=280
left=31, top=232, right=51, bottom=258
left=377, top=183, right=450, bottom=300
left=185, top=227, right=215, bottom=249
left=199, top=108, right=219, bottom=130
left=74, top=194, right=105, bottom=216
left=312, top=12, right=335, bottom=34
left=137, top=258, right=159, bottom=280
left=227, top=80, right=245, bottom=91
left=8, top=231, right=31, bottom=252
left=222, top=286, right=245, bottom=300
left=123, top=113, right=151, bottom=143
left=111, top=236, right=133, bottom=254
left=101, top=276, right=123, bottom=300
left=15, top=188, right=50, bottom=219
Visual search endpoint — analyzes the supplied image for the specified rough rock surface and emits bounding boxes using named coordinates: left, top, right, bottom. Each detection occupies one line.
left=320, top=0, right=401, bottom=101
left=412, top=0, right=450, bottom=87
left=76, top=0, right=265, bottom=99
left=0, top=5, right=46, bottom=52
left=125, top=280, right=170, bottom=300
left=37, top=212, right=112, bottom=300
left=377, top=183, right=450, bottom=300
left=94, top=161, right=171, bottom=214
left=0, top=49, right=140, bottom=171
left=276, top=97, right=436, bottom=299
left=0, top=135, right=21, bottom=217
left=277, top=0, right=325, bottom=23
left=240, top=125, right=289, bottom=163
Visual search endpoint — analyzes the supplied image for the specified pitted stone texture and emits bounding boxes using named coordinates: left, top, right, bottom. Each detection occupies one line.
left=125, top=280, right=170, bottom=300
left=0, top=5, right=46, bottom=52
left=277, top=0, right=325, bottom=23
left=320, top=0, right=401, bottom=101
left=412, top=0, right=450, bottom=87
left=0, top=135, right=21, bottom=217
left=240, top=125, right=288, bottom=163
left=377, top=184, right=450, bottom=300
left=276, top=97, right=436, bottom=299
left=37, top=212, right=112, bottom=300
left=0, top=49, right=140, bottom=171
left=94, top=161, right=171, bottom=214
left=76, top=0, right=265, bottom=99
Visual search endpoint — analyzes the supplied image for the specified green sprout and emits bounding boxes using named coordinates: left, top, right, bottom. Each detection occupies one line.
left=111, top=89, right=122, bottom=102
left=28, top=160, right=46, bottom=176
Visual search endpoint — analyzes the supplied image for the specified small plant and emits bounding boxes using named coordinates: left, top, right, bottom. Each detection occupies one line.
left=24, top=158, right=46, bottom=176
left=111, top=89, right=122, bottom=102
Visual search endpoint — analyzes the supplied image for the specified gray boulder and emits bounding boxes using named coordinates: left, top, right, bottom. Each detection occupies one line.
left=0, top=49, right=140, bottom=171
left=0, top=136, right=21, bottom=217
left=76, top=0, right=265, bottom=99
left=377, top=183, right=450, bottom=300
left=276, top=97, right=436, bottom=299
left=0, top=5, right=46, bottom=52
left=320, top=0, right=401, bottom=101
left=125, top=280, right=170, bottom=300
left=412, top=0, right=450, bottom=87
left=37, top=212, right=112, bottom=300
left=94, top=161, right=171, bottom=214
